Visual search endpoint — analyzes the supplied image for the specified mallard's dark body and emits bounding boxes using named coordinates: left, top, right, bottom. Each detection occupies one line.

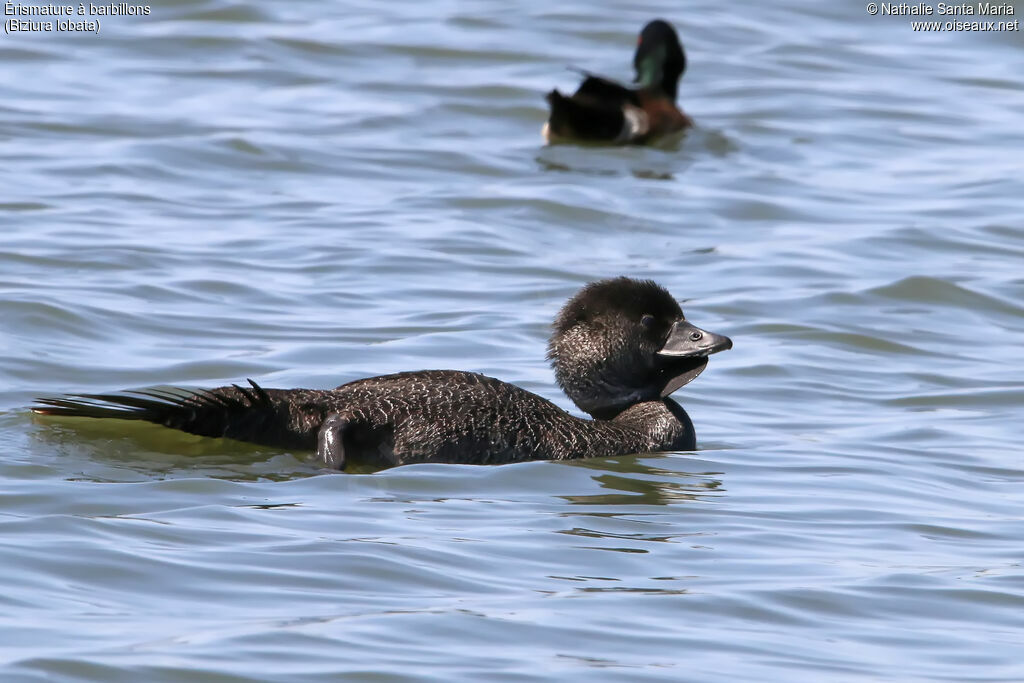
left=544, top=20, right=692, bottom=145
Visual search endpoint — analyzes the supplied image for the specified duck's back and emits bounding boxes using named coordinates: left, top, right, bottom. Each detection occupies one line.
left=323, top=370, right=576, bottom=467
left=34, top=371, right=690, bottom=469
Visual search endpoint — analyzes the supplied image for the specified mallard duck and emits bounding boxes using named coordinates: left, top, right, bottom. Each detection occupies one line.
left=543, top=19, right=692, bottom=145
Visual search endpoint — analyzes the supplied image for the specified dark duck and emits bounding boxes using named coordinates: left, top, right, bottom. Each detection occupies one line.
left=33, top=277, right=731, bottom=471
left=543, top=19, right=692, bottom=145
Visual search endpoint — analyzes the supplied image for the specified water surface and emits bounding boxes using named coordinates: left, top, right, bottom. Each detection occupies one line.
left=1, top=0, right=1023, bottom=680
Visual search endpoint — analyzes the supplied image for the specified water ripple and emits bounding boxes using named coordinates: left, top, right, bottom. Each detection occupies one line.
left=2, top=0, right=1024, bottom=680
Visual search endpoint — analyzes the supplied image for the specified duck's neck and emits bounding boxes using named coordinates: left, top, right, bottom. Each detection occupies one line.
left=614, top=398, right=695, bottom=448
left=573, top=399, right=695, bottom=459
left=636, top=55, right=678, bottom=101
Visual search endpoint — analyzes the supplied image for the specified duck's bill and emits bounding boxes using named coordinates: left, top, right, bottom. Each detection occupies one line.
left=656, top=320, right=733, bottom=396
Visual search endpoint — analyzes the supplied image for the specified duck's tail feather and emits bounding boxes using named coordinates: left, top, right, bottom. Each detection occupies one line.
left=565, top=65, right=596, bottom=78
left=33, top=379, right=312, bottom=449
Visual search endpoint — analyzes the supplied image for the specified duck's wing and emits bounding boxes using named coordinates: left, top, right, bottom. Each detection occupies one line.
left=32, top=380, right=327, bottom=450
left=572, top=75, right=640, bottom=107
left=544, top=72, right=648, bottom=144
left=544, top=89, right=628, bottom=142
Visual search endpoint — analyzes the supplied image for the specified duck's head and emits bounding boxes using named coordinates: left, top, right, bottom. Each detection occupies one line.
left=548, top=277, right=731, bottom=419
left=633, top=19, right=686, bottom=101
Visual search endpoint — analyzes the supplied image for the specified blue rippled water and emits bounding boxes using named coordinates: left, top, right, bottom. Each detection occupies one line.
left=1, top=0, right=1023, bottom=680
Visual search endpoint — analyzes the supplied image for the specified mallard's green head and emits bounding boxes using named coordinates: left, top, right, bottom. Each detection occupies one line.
left=633, top=19, right=686, bottom=100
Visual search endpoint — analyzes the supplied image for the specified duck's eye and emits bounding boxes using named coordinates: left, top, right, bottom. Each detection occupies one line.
left=689, top=330, right=703, bottom=341
left=640, top=314, right=655, bottom=329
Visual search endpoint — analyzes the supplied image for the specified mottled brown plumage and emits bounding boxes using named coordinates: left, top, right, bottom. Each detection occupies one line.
left=33, top=278, right=732, bottom=471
